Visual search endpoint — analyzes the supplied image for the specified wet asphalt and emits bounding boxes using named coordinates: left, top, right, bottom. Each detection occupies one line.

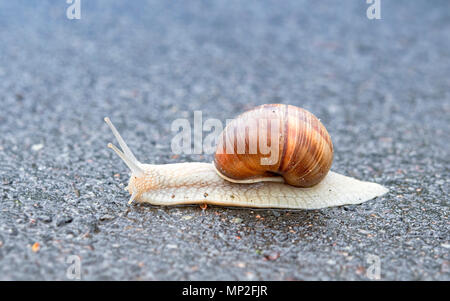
left=0, top=0, right=448, bottom=280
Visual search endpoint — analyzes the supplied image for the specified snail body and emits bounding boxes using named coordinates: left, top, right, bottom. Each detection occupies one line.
left=124, top=162, right=387, bottom=209
left=104, top=104, right=388, bottom=209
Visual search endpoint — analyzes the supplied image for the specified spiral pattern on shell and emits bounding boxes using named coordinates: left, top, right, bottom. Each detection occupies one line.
left=214, top=104, right=334, bottom=187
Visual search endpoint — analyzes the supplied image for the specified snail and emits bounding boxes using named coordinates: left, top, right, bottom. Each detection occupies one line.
left=105, top=104, right=388, bottom=209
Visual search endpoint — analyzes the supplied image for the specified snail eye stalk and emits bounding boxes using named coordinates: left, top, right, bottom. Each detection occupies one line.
left=107, top=143, right=144, bottom=177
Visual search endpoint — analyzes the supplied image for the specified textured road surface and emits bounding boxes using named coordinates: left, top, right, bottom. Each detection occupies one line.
left=0, top=0, right=448, bottom=280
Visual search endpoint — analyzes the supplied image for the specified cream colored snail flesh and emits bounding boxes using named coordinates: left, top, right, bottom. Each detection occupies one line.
left=105, top=104, right=388, bottom=209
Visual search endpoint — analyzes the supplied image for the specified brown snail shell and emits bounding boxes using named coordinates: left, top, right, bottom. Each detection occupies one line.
left=214, top=104, right=334, bottom=187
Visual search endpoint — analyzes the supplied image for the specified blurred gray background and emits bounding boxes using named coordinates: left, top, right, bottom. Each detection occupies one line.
left=0, top=0, right=448, bottom=280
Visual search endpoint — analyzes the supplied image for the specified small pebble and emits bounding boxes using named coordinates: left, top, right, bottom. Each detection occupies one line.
left=56, top=216, right=73, bottom=227
left=31, top=242, right=40, bottom=252
left=38, top=215, right=52, bottom=223
left=31, top=144, right=44, bottom=151
left=264, top=252, right=280, bottom=261
left=231, top=217, right=242, bottom=223
left=99, top=214, right=115, bottom=221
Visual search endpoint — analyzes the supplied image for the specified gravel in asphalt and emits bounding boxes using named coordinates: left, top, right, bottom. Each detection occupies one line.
left=0, top=0, right=448, bottom=280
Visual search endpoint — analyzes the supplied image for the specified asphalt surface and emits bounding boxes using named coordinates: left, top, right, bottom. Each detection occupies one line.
left=0, top=0, right=448, bottom=280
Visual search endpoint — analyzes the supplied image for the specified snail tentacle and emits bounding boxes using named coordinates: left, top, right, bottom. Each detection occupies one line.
left=104, top=117, right=140, bottom=164
left=107, top=143, right=145, bottom=177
